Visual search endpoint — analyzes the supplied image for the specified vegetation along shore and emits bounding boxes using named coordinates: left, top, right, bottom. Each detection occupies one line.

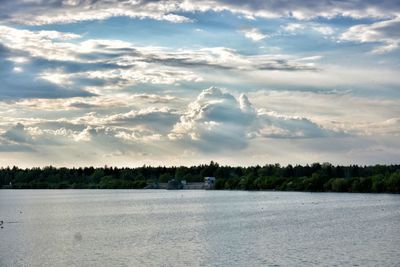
left=1, top=162, right=399, bottom=193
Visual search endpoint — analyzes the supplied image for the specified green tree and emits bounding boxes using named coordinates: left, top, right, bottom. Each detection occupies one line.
left=159, top=173, right=172, bottom=183
left=386, top=172, right=400, bottom=193
left=331, top=178, right=349, bottom=192
left=91, top=169, right=105, bottom=184
left=371, top=175, right=385, bottom=192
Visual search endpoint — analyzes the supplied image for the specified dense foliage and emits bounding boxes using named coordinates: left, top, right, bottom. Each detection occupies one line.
left=1, top=162, right=399, bottom=193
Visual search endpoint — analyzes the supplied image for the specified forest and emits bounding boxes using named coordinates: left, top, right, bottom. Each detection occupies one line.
left=1, top=162, right=399, bottom=193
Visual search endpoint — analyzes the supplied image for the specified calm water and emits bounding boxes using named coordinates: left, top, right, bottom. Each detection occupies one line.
left=0, top=190, right=399, bottom=267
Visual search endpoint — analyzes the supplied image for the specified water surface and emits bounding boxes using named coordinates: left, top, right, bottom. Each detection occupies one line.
left=0, top=190, right=399, bottom=266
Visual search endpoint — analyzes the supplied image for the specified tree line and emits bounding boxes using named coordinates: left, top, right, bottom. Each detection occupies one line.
left=0, top=162, right=399, bottom=193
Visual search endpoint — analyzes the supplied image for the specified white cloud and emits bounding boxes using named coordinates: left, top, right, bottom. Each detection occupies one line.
left=0, top=87, right=399, bottom=166
left=0, top=26, right=81, bottom=61
left=12, top=67, right=23, bottom=73
left=282, top=23, right=335, bottom=36
left=169, top=87, right=338, bottom=151
left=0, top=87, right=338, bottom=155
left=340, top=17, right=400, bottom=53
left=0, top=25, right=320, bottom=100
left=1, top=0, right=399, bottom=26
left=282, top=23, right=305, bottom=32
left=238, top=64, right=400, bottom=93
left=7, top=93, right=181, bottom=112
left=0, top=26, right=321, bottom=75
left=104, top=107, right=180, bottom=133
left=2, top=1, right=191, bottom=25
left=240, top=28, right=268, bottom=42
left=183, top=1, right=400, bottom=20
left=247, top=90, right=400, bottom=136
left=255, top=111, right=338, bottom=138
left=312, top=26, right=335, bottom=35
left=169, top=87, right=256, bottom=150
left=3, top=123, right=33, bottom=144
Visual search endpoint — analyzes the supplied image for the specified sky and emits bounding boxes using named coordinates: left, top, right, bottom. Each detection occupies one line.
left=0, top=0, right=399, bottom=167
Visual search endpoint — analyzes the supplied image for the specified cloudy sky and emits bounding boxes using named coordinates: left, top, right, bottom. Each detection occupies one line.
left=0, top=0, right=399, bottom=167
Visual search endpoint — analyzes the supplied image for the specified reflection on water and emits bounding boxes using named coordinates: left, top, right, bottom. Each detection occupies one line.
left=0, top=190, right=399, bottom=266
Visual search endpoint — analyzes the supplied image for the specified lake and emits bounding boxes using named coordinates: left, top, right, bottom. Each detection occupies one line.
left=0, top=190, right=399, bottom=266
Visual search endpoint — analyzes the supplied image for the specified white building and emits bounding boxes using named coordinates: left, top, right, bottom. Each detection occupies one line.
left=204, top=177, right=216, bottom=189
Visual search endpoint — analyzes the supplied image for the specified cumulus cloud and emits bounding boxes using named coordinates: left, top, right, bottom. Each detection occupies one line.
left=1, top=86, right=399, bottom=165
left=1, top=2, right=399, bottom=166
left=1, top=87, right=339, bottom=155
left=169, top=87, right=337, bottom=151
left=340, top=17, right=400, bottom=53
left=169, top=87, right=256, bottom=150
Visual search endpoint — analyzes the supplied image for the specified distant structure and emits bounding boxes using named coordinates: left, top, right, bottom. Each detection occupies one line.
left=181, top=180, right=187, bottom=189
left=144, top=182, right=160, bottom=189
left=146, top=178, right=214, bottom=190
left=204, top=177, right=216, bottom=190
left=167, top=179, right=184, bottom=190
